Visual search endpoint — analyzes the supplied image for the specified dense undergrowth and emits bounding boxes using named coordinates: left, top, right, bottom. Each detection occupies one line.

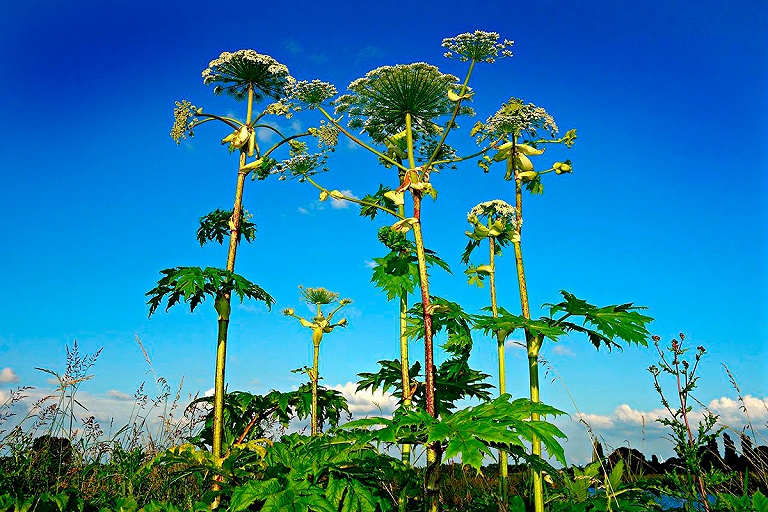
left=1, top=340, right=766, bottom=511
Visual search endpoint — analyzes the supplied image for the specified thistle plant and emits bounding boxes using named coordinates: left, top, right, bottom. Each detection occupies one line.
left=283, top=287, right=351, bottom=435
left=649, top=334, right=721, bottom=512
left=462, top=199, right=519, bottom=504
left=148, top=50, right=334, bottom=476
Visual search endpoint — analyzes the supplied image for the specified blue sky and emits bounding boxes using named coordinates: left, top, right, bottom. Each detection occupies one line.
left=1, top=0, right=766, bottom=464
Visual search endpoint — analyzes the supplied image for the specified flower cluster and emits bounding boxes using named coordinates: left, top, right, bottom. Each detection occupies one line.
left=442, top=31, right=514, bottom=63
left=480, top=98, right=558, bottom=141
left=277, top=153, right=329, bottom=181
left=265, top=100, right=293, bottom=118
left=309, top=120, right=339, bottom=150
left=335, top=63, right=460, bottom=142
left=300, top=286, right=339, bottom=306
left=201, top=49, right=293, bottom=102
left=287, top=79, right=338, bottom=109
left=170, top=100, right=199, bottom=144
left=467, top=199, right=518, bottom=226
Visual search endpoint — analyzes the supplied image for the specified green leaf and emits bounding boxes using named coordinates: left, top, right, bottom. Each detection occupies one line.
left=545, top=290, right=653, bottom=350
left=754, top=490, right=768, bottom=512
left=359, top=184, right=397, bottom=220
left=146, top=267, right=274, bottom=317
left=197, top=208, right=257, bottom=246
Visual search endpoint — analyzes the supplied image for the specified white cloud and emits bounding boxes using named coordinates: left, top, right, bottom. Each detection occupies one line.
left=106, top=389, right=133, bottom=401
left=709, top=395, right=768, bottom=425
left=551, top=344, right=575, bottom=357
left=364, top=260, right=376, bottom=269
left=331, top=190, right=358, bottom=209
left=333, top=381, right=397, bottom=416
left=297, top=206, right=309, bottom=214
left=0, top=367, right=20, bottom=383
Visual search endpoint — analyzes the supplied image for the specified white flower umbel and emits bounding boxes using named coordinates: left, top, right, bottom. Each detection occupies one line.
left=201, top=49, right=293, bottom=102
left=468, top=199, right=518, bottom=228
left=482, top=98, right=559, bottom=140
left=442, top=30, right=514, bottom=63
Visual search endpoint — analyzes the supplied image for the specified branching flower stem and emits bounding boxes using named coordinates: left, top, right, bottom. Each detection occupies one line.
left=213, top=84, right=255, bottom=472
left=508, top=148, right=546, bottom=512
left=316, top=106, right=408, bottom=173
left=486, top=225, right=510, bottom=505
left=301, top=175, right=404, bottom=219
left=425, top=60, right=475, bottom=168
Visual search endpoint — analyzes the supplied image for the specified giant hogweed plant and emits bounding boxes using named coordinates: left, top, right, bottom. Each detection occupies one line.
left=283, top=287, right=351, bottom=436
left=471, top=99, right=653, bottom=512
left=148, top=50, right=337, bottom=472
left=288, top=31, right=574, bottom=511
left=461, top=199, right=519, bottom=503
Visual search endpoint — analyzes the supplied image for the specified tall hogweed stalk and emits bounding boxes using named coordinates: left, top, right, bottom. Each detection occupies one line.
left=286, top=30, right=523, bottom=511
left=283, top=286, right=351, bottom=435
left=147, top=50, right=337, bottom=479
left=471, top=98, right=654, bottom=511
left=462, top=199, right=519, bottom=503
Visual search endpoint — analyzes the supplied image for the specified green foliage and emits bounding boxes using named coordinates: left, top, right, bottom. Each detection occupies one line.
left=189, top=387, right=351, bottom=452
left=227, top=433, right=408, bottom=512
left=196, top=209, right=256, bottom=246
left=549, top=460, right=662, bottom=511
left=715, top=489, right=768, bottom=512
left=370, top=228, right=451, bottom=301
left=405, top=296, right=473, bottom=354
left=473, top=291, right=653, bottom=352
left=473, top=306, right=566, bottom=345
left=146, top=266, right=273, bottom=316
left=344, top=396, right=567, bottom=471
left=359, top=185, right=398, bottom=220
left=545, top=291, right=653, bottom=350
left=356, top=352, right=493, bottom=418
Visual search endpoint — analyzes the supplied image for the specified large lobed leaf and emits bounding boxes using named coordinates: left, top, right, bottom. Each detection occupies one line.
left=146, top=266, right=274, bottom=316
left=545, top=290, right=653, bottom=350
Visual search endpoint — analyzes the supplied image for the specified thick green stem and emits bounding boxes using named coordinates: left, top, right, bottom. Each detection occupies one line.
left=212, top=86, right=254, bottom=498
left=411, top=192, right=441, bottom=512
left=312, top=339, right=320, bottom=436
left=489, top=237, right=508, bottom=509
left=212, top=316, right=229, bottom=461
left=511, top=173, right=545, bottom=512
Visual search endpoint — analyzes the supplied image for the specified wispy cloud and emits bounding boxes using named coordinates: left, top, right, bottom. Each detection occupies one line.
left=551, top=344, right=575, bottom=357
left=106, top=389, right=133, bottom=400
left=364, top=260, right=376, bottom=269
left=331, top=189, right=358, bottom=209
left=357, top=45, right=383, bottom=63
left=284, top=39, right=303, bottom=55
left=0, top=367, right=20, bottom=383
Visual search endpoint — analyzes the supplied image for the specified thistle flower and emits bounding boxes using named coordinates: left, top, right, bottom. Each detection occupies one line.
left=442, top=30, right=514, bottom=63
left=201, top=49, right=293, bottom=102
left=170, top=100, right=199, bottom=144
left=288, top=79, right=338, bottom=109
left=334, top=63, right=466, bottom=142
